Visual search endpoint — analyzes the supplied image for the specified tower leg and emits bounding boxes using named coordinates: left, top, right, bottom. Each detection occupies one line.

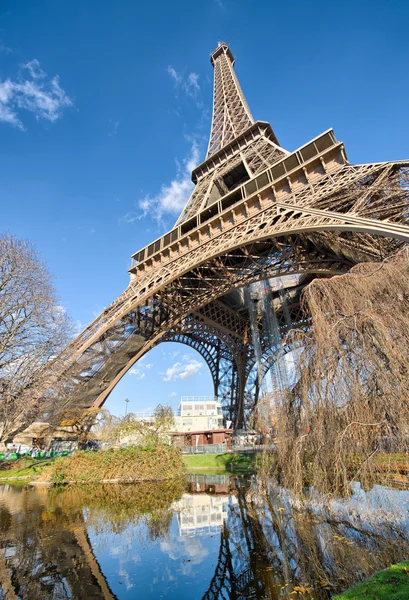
left=235, top=364, right=246, bottom=430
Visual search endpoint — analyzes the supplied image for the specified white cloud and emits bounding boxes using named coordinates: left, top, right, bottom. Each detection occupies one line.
left=123, top=141, right=200, bottom=224
left=168, top=391, right=177, bottom=397
left=129, top=368, right=145, bottom=379
left=167, top=65, right=201, bottom=101
left=163, top=357, right=203, bottom=382
left=109, top=545, right=124, bottom=556
left=185, top=72, right=200, bottom=97
left=160, top=536, right=209, bottom=565
left=129, top=361, right=153, bottom=379
left=167, top=66, right=182, bottom=85
left=0, top=42, right=13, bottom=55
left=22, top=59, right=45, bottom=80
left=0, top=59, right=72, bottom=130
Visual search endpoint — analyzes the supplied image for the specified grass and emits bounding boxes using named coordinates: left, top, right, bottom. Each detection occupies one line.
left=1, top=451, right=407, bottom=483
left=334, top=561, right=409, bottom=599
left=0, top=457, right=54, bottom=479
left=0, top=451, right=255, bottom=483
left=347, top=453, right=409, bottom=471
left=40, top=444, right=184, bottom=483
left=373, top=453, right=409, bottom=471
left=183, top=452, right=256, bottom=471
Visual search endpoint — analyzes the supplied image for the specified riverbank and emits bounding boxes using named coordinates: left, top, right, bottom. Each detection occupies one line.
left=2, top=451, right=408, bottom=485
left=0, top=452, right=257, bottom=483
left=334, top=560, right=409, bottom=599
left=0, top=456, right=53, bottom=480
left=183, top=452, right=256, bottom=471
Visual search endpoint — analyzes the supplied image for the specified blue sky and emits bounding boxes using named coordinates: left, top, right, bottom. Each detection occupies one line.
left=1, top=0, right=409, bottom=416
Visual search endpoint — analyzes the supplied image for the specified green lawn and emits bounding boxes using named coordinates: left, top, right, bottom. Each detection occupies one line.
left=0, top=457, right=54, bottom=479
left=334, top=561, right=409, bottom=599
left=183, top=452, right=256, bottom=471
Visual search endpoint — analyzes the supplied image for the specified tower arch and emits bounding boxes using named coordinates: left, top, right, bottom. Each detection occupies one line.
left=18, top=42, right=409, bottom=438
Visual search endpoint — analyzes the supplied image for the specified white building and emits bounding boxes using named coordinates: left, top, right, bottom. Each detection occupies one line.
left=121, top=397, right=228, bottom=447
left=174, top=397, right=224, bottom=432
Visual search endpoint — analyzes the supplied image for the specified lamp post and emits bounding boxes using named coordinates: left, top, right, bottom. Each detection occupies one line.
left=124, top=398, right=130, bottom=417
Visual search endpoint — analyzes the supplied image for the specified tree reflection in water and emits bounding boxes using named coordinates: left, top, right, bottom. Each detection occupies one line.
left=0, top=476, right=408, bottom=599
left=205, top=476, right=409, bottom=599
left=0, top=480, right=186, bottom=599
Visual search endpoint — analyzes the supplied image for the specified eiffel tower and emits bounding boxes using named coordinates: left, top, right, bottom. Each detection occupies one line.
left=41, top=42, right=409, bottom=429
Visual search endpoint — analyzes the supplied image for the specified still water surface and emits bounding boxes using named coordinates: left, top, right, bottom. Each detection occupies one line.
left=0, top=474, right=409, bottom=599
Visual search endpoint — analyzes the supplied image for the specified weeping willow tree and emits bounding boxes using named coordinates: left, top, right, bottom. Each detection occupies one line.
left=277, top=248, right=409, bottom=495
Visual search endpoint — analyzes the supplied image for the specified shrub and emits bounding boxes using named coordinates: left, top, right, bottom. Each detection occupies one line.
left=41, top=444, right=183, bottom=484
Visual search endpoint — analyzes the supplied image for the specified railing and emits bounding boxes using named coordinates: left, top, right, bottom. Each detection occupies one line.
left=232, top=444, right=273, bottom=454
left=180, top=396, right=218, bottom=402
left=182, top=444, right=227, bottom=455
left=129, top=129, right=341, bottom=270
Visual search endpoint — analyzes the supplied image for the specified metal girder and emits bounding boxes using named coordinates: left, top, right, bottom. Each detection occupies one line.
left=25, top=42, right=409, bottom=433
left=161, top=322, right=236, bottom=399
left=177, top=131, right=286, bottom=224
left=207, top=42, right=255, bottom=158
left=192, top=299, right=248, bottom=340
left=42, top=245, right=347, bottom=422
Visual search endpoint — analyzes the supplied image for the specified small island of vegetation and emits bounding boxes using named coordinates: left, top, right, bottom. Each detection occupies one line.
left=40, top=444, right=183, bottom=484
left=37, top=404, right=185, bottom=484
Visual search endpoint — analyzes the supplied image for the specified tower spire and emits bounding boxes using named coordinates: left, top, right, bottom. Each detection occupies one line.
left=207, top=42, right=254, bottom=158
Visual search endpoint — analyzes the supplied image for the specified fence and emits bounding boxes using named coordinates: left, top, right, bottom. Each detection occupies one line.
left=231, top=444, right=268, bottom=454
left=182, top=443, right=226, bottom=455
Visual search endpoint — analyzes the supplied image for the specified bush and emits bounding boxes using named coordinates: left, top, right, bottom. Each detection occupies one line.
left=40, top=444, right=183, bottom=484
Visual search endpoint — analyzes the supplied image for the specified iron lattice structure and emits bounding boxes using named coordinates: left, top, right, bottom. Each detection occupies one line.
left=32, top=42, right=409, bottom=430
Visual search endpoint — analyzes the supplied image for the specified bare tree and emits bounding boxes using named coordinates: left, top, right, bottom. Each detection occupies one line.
left=0, top=233, right=72, bottom=444
left=277, top=249, right=409, bottom=494
left=45, top=407, right=105, bottom=449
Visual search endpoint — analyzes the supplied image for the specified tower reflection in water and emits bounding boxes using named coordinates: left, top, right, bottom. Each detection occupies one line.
left=1, top=476, right=409, bottom=599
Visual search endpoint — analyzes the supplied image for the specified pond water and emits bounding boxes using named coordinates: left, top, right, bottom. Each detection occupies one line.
left=0, top=474, right=409, bottom=599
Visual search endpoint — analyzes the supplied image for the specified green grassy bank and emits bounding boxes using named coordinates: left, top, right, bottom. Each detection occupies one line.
left=334, top=561, right=409, bottom=599
left=183, top=452, right=256, bottom=471
left=0, top=457, right=53, bottom=480
left=0, top=451, right=256, bottom=483
left=2, top=451, right=408, bottom=483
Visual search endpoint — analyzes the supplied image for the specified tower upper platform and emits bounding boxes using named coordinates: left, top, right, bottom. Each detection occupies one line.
left=210, top=41, right=235, bottom=65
